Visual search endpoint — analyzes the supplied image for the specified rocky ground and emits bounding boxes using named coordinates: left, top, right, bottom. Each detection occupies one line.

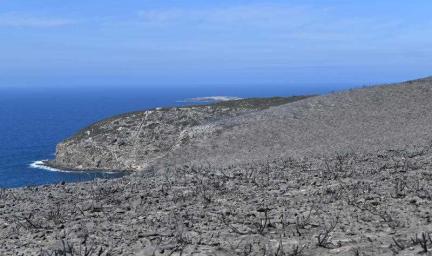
left=2, top=143, right=432, bottom=255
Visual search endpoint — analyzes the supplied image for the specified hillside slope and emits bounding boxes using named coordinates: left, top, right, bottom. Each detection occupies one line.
left=48, top=96, right=309, bottom=171
left=162, top=77, right=432, bottom=168
left=51, top=77, right=432, bottom=172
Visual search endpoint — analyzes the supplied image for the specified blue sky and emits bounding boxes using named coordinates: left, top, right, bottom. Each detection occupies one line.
left=0, top=0, right=432, bottom=88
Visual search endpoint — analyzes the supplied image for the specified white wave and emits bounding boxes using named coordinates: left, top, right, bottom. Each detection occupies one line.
left=29, top=160, right=123, bottom=174
left=29, top=160, right=75, bottom=173
left=179, top=96, right=242, bottom=103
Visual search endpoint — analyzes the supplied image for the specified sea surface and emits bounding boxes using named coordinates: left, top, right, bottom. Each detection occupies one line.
left=0, top=84, right=356, bottom=188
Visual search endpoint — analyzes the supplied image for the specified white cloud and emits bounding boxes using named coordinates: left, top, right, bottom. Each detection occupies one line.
left=135, top=4, right=344, bottom=50
left=135, top=3, right=405, bottom=44
left=137, top=4, right=317, bottom=28
left=0, top=13, right=76, bottom=28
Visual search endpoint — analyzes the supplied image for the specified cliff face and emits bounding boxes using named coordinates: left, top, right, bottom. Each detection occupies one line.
left=51, top=77, right=432, bottom=172
left=49, top=97, right=308, bottom=171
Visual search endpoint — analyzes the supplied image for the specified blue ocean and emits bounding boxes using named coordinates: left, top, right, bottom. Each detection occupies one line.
left=0, top=84, right=355, bottom=188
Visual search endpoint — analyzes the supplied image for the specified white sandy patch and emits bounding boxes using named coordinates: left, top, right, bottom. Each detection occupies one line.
left=179, top=96, right=242, bottom=103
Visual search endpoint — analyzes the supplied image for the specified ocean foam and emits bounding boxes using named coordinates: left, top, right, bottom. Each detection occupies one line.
left=29, top=160, right=122, bottom=174
left=29, top=160, right=75, bottom=173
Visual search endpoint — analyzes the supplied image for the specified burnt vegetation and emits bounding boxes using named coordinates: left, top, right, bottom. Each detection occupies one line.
left=3, top=143, right=432, bottom=255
